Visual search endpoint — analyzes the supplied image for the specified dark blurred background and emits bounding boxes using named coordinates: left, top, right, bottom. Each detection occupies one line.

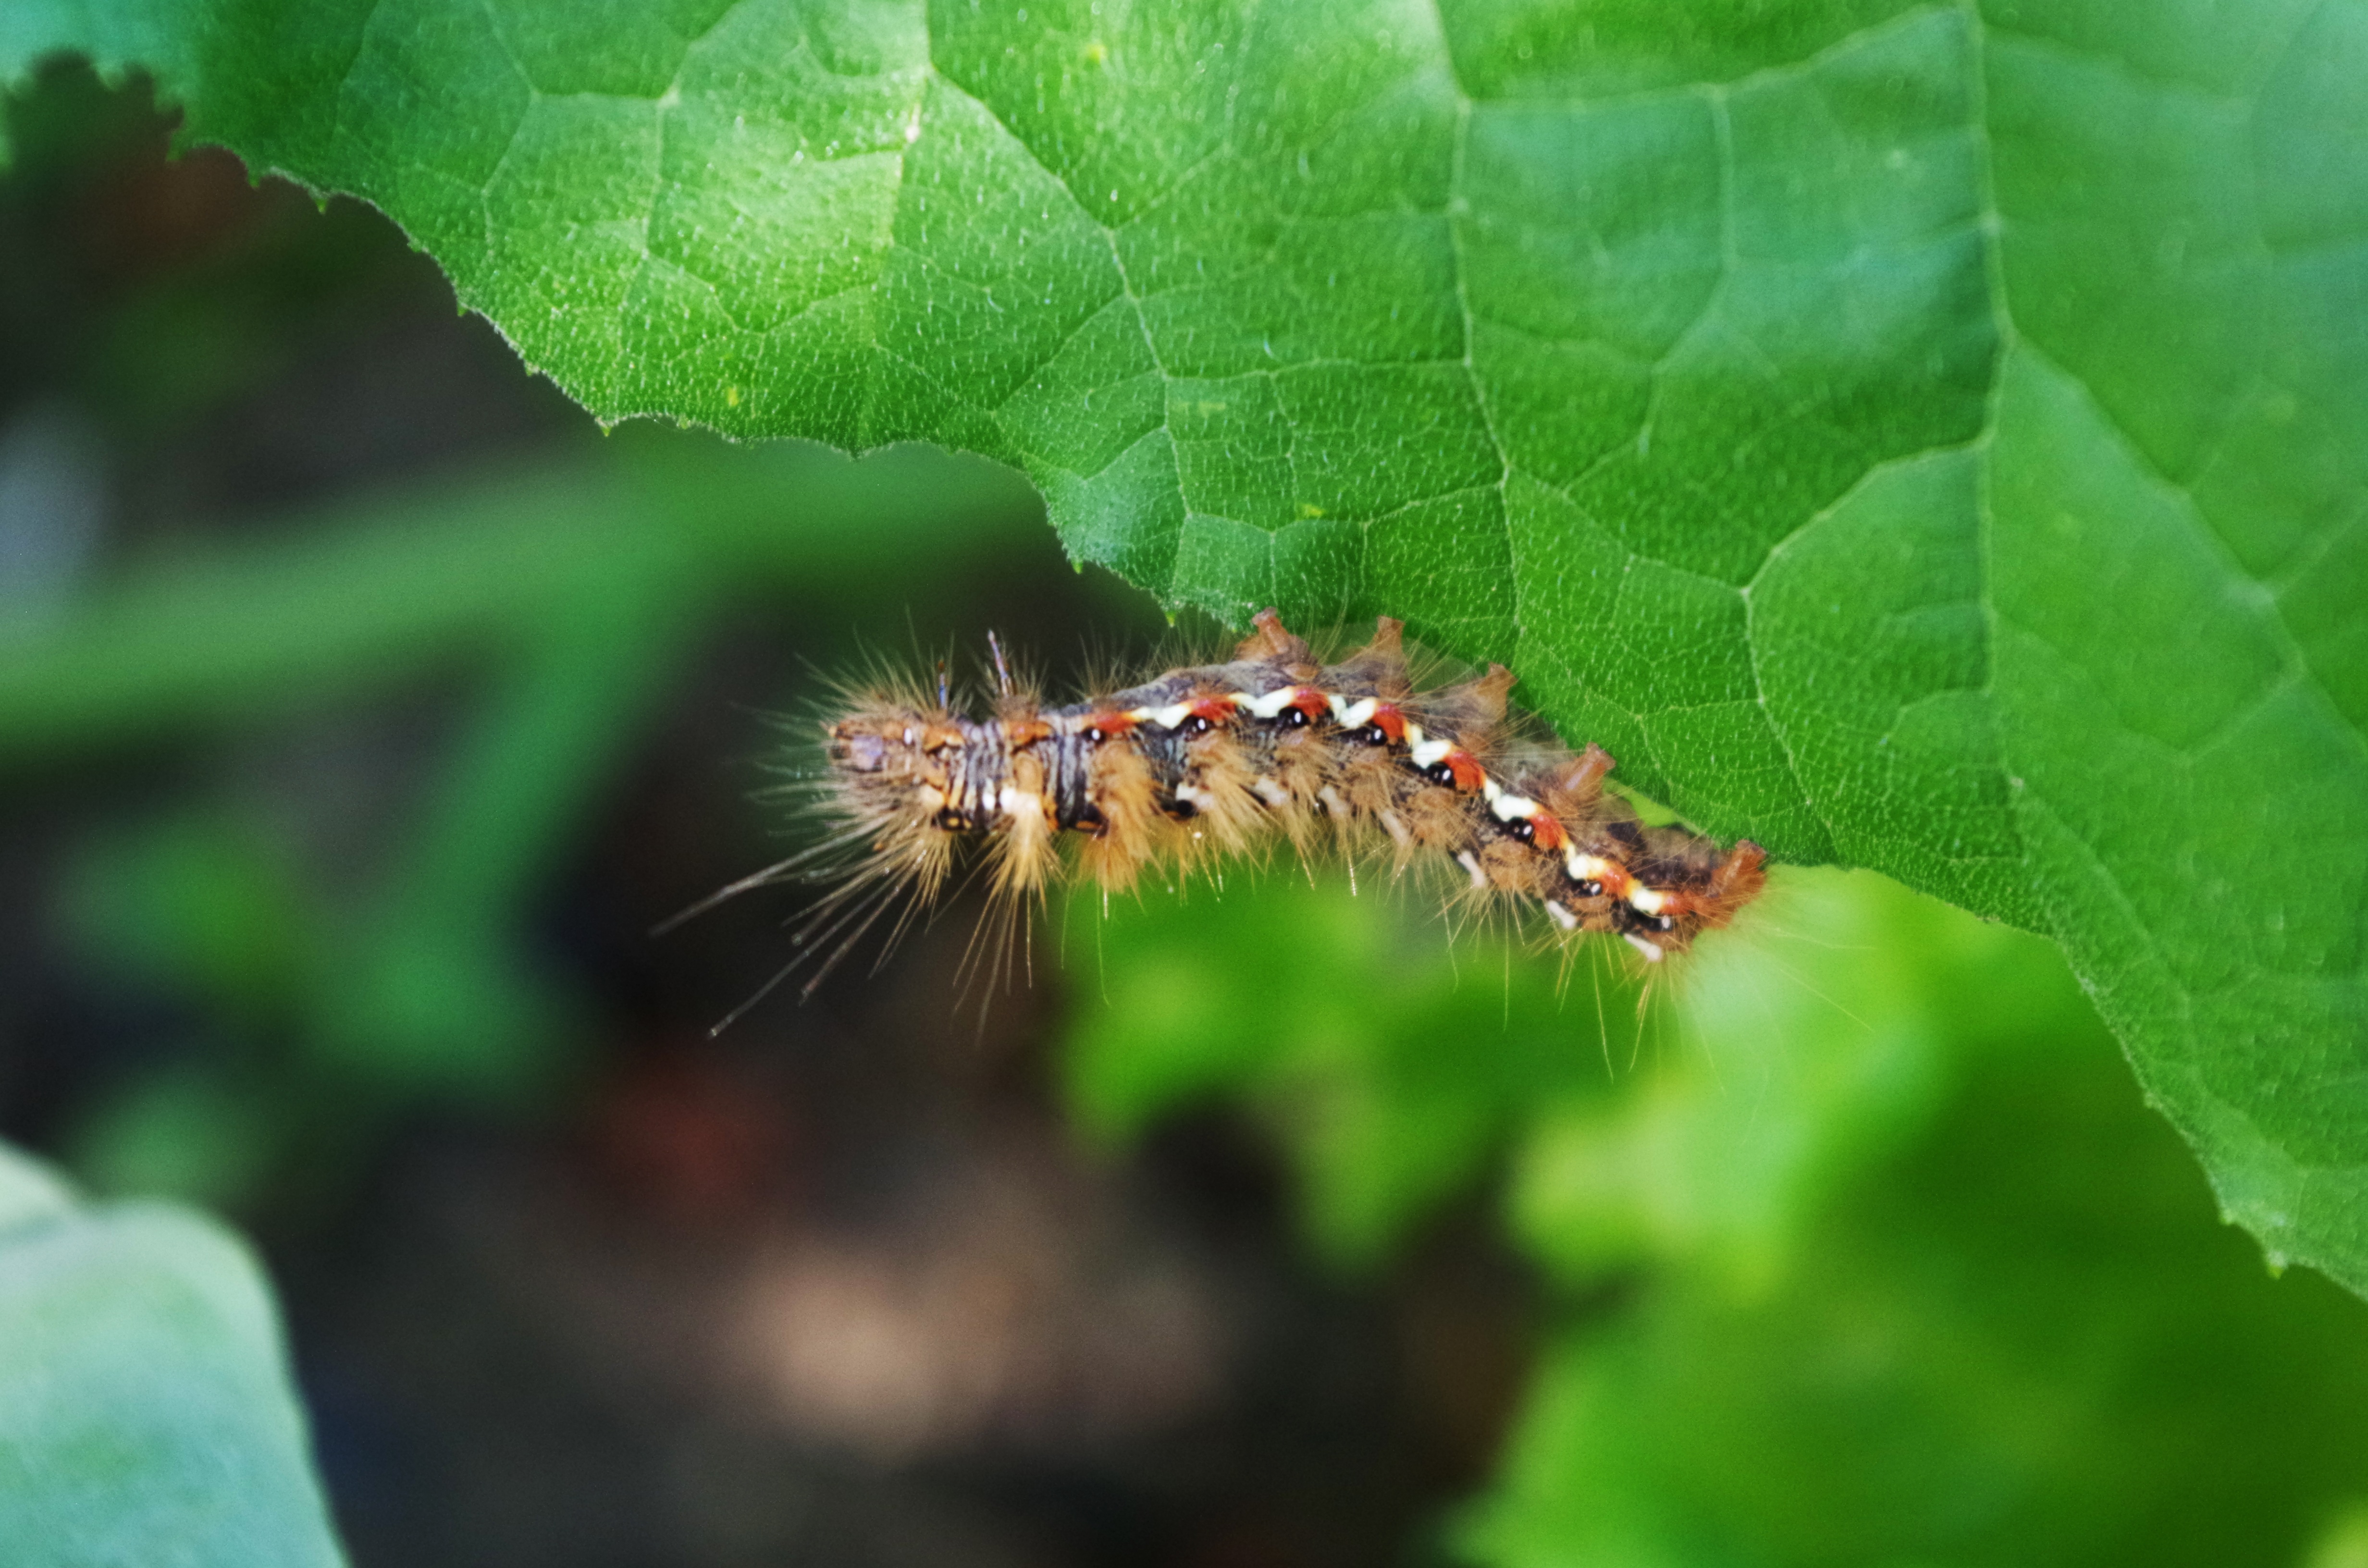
left=13, top=61, right=2368, bottom=1568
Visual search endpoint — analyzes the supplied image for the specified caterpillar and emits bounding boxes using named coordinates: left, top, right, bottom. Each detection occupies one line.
left=700, top=610, right=1766, bottom=1012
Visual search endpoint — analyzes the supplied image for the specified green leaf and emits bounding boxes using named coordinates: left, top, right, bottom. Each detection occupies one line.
left=1505, top=870, right=1981, bottom=1290
left=0, top=1144, right=345, bottom=1568
left=6, top=1, right=2362, bottom=1289
left=1462, top=913, right=2368, bottom=1568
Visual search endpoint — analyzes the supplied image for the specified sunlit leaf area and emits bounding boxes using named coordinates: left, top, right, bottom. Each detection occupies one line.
left=3, top=3, right=2367, bottom=1564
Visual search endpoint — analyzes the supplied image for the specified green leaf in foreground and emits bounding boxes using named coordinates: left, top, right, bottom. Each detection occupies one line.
left=4, top=1, right=2362, bottom=1289
left=0, top=1144, right=344, bottom=1568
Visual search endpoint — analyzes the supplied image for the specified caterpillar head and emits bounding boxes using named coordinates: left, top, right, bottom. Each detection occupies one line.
left=827, top=706, right=962, bottom=834
left=826, top=701, right=1062, bottom=904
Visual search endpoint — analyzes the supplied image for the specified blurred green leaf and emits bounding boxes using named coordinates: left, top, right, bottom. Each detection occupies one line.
left=1072, top=867, right=2368, bottom=1565
left=68, top=1066, right=273, bottom=1211
left=6, top=0, right=2358, bottom=1290
left=18, top=436, right=1050, bottom=1142
left=0, top=433, right=1039, bottom=756
left=61, top=812, right=316, bottom=1020
left=1063, top=876, right=1618, bottom=1269
left=1068, top=869, right=2064, bottom=1285
left=2307, top=1507, right=2368, bottom=1568
left=1461, top=919, right=2368, bottom=1568
left=1506, top=870, right=1972, bottom=1291
left=0, top=1143, right=343, bottom=1568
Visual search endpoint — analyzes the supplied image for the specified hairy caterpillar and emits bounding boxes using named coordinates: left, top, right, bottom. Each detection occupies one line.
left=696, top=611, right=1766, bottom=1013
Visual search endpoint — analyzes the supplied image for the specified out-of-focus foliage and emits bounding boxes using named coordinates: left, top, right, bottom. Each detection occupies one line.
left=6, top=431, right=1044, bottom=1171
left=0, top=424, right=1056, bottom=1554
left=1066, top=869, right=2368, bottom=1566
left=0, top=380, right=1052, bottom=1553
left=8, top=0, right=2362, bottom=1299
left=1067, top=874, right=1618, bottom=1270
left=0, top=1144, right=343, bottom=1568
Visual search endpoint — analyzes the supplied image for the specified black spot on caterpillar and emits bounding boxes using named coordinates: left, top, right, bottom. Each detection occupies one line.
left=679, top=611, right=1766, bottom=1022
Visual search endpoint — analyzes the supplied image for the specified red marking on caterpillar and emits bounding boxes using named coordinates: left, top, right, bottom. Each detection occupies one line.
left=1436, top=748, right=1487, bottom=794
left=683, top=610, right=1765, bottom=1021
left=1364, top=703, right=1409, bottom=747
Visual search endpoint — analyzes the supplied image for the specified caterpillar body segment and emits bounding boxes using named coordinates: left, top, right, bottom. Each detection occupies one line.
left=812, top=611, right=1766, bottom=989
